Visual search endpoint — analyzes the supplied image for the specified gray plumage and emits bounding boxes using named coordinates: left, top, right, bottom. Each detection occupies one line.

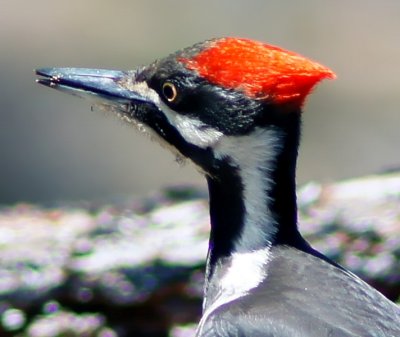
left=201, top=246, right=400, bottom=337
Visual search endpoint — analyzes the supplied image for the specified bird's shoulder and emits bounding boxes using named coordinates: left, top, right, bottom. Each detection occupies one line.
left=199, top=246, right=400, bottom=337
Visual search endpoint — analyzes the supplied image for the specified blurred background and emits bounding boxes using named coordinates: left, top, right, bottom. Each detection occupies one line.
left=1, top=0, right=400, bottom=204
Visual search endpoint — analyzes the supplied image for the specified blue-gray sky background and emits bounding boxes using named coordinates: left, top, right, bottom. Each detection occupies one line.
left=1, top=0, right=400, bottom=204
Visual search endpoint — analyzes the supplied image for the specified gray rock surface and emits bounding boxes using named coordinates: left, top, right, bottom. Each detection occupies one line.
left=0, top=175, right=399, bottom=336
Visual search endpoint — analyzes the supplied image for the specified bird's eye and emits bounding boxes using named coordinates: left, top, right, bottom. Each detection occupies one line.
left=162, top=82, right=178, bottom=102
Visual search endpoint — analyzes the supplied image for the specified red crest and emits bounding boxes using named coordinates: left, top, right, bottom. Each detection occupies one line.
left=180, top=38, right=335, bottom=107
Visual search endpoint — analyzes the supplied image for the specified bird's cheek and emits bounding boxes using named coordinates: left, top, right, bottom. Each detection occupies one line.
left=159, top=107, right=224, bottom=149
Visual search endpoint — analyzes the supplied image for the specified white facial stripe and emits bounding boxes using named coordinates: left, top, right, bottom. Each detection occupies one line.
left=121, top=80, right=161, bottom=105
left=214, top=127, right=282, bottom=251
left=123, top=80, right=223, bottom=148
left=160, top=105, right=223, bottom=148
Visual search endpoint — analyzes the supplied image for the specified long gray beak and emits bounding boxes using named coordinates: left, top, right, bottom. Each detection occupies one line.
left=35, top=67, right=148, bottom=108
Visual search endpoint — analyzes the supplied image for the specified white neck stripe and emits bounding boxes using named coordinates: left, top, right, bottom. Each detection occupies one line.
left=198, top=247, right=270, bottom=335
left=213, top=127, right=282, bottom=252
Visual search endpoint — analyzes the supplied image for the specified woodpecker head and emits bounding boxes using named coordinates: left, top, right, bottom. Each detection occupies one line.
left=36, top=37, right=335, bottom=176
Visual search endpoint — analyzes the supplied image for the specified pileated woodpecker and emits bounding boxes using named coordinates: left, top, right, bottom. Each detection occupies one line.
left=36, top=37, right=400, bottom=336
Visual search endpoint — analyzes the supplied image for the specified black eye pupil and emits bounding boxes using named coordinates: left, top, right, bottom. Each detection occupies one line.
left=164, top=85, right=173, bottom=99
left=162, top=82, right=177, bottom=102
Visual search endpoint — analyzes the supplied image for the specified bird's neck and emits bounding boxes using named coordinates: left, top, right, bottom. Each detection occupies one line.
left=203, top=116, right=304, bottom=304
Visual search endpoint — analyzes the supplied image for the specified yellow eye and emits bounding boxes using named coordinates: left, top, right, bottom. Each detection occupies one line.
left=162, top=82, right=178, bottom=102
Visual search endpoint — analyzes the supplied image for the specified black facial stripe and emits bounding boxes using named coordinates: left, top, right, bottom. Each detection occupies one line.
left=127, top=100, right=220, bottom=169
left=142, top=69, right=264, bottom=136
left=180, top=85, right=262, bottom=135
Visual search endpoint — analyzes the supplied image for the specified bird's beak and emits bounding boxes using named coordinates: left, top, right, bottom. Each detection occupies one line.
left=35, top=67, right=150, bottom=111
